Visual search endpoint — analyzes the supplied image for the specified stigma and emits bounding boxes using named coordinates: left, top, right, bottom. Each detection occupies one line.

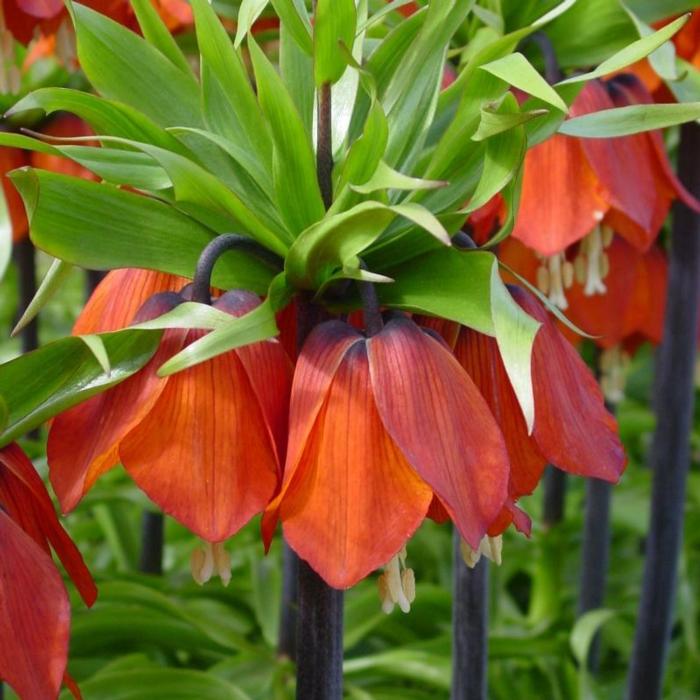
left=378, top=547, right=416, bottom=614
left=190, top=541, right=232, bottom=586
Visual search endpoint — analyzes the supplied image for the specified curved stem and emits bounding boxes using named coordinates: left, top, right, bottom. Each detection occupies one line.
left=451, top=529, right=489, bottom=700
left=191, top=234, right=283, bottom=304
left=627, top=122, right=700, bottom=700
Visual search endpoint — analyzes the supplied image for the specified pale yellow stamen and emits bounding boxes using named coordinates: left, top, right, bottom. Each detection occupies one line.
left=377, top=547, right=416, bottom=614
left=460, top=535, right=504, bottom=569
left=579, top=227, right=608, bottom=297
left=191, top=541, right=232, bottom=586
left=599, top=345, right=630, bottom=405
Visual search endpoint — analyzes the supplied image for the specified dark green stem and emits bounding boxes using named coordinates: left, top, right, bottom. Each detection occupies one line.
left=13, top=237, right=38, bottom=354
left=138, top=511, right=164, bottom=575
left=626, top=122, right=700, bottom=700
left=451, top=529, right=489, bottom=700
left=542, top=466, right=567, bottom=528
left=191, top=233, right=283, bottom=304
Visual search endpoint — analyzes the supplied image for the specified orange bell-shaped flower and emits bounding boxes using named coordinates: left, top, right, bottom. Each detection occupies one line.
left=264, top=316, right=510, bottom=589
left=48, top=271, right=292, bottom=543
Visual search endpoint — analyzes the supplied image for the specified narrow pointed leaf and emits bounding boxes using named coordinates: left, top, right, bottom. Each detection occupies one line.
left=270, top=0, right=312, bottom=54
left=558, top=102, right=700, bottom=138
left=234, top=0, right=269, bottom=48
left=158, top=300, right=279, bottom=375
left=70, top=3, right=202, bottom=128
left=350, top=161, right=446, bottom=194
left=0, top=329, right=161, bottom=447
left=131, top=0, right=192, bottom=75
left=12, top=260, right=73, bottom=336
left=558, top=13, right=690, bottom=85
left=480, top=53, right=568, bottom=112
left=9, top=169, right=275, bottom=294
left=80, top=334, right=112, bottom=374
left=249, top=38, right=325, bottom=235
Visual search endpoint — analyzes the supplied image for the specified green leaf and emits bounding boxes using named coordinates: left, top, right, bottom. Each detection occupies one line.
left=70, top=3, right=202, bottom=128
left=270, top=0, right=312, bottom=54
left=286, top=201, right=449, bottom=290
left=104, top=138, right=289, bottom=254
left=0, top=395, right=8, bottom=434
left=0, top=329, right=160, bottom=447
left=12, top=259, right=74, bottom=336
left=0, top=131, right=171, bottom=190
left=358, top=0, right=417, bottom=33
left=314, top=0, right=357, bottom=86
left=10, top=168, right=275, bottom=294
left=557, top=13, right=690, bottom=85
left=621, top=1, right=680, bottom=81
left=80, top=334, right=112, bottom=374
left=7, top=88, right=190, bottom=155
left=480, top=53, right=568, bottom=112
left=378, top=249, right=539, bottom=428
left=464, top=94, right=526, bottom=213
left=191, top=0, right=273, bottom=188
left=338, top=98, right=388, bottom=189
left=130, top=0, right=192, bottom=74
left=558, top=102, right=700, bottom=138
left=350, top=160, right=446, bottom=194
left=472, top=105, right=548, bottom=141
left=280, top=17, right=314, bottom=134
left=249, top=38, right=325, bottom=235
left=234, top=0, right=269, bottom=48
left=0, top=181, right=11, bottom=282
left=133, top=301, right=241, bottom=331
left=570, top=609, right=616, bottom=667
left=158, top=299, right=279, bottom=374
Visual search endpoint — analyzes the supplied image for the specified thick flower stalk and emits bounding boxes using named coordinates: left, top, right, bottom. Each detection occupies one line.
left=0, top=443, right=97, bottom=700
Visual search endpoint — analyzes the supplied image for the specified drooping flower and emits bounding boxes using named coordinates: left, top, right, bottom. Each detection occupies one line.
left=48, top=271, right=292, bottom=549
left=0, top=442, right=96, bottom=700
left=511, top=77, right=700, bottom=259
left=263, top=316, right=510, bottom=589
left=424, top=286, right=626, bottom=532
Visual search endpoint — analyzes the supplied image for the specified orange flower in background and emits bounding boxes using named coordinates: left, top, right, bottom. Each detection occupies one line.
left=48, top=271, right=292, bottom=547
left=264, top=316, right=510, bottom=589
left=512, top=77, right=699, bottom=259
left=0, top=145, right=29, bottom=242
left=0, top=442, right=96, bottom=700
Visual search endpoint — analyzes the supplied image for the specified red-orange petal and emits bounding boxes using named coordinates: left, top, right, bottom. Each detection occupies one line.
left=512, top=287, right=627, bottom=482
left=0, top=510, right=70, bottom=700
left=511, top=133, right=609, bottom=255
left=565, top=237, right=648, bottom=348
left=278, top=341, right=432, bottom=588
left=74, top=268, right=187, bottom=335
left=453, top=327, right=547, bottom=499
left=1, top=147, right=30, bottom=243
left=574, top=81, right=660, bottom=251
left=48, top=294, right=186, bottom=512
left=119, top=301, right=281, bottom=542
left=219, top=292, right=293, bottom=469
left=0, top=444, right=97, bottom=606
left=368, top=317, right=509, bottom=549
left=262, top=321, right=363, bottom=548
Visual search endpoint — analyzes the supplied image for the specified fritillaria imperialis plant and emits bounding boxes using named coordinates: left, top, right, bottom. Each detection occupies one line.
left=1, top=0, right=700, bottom=697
